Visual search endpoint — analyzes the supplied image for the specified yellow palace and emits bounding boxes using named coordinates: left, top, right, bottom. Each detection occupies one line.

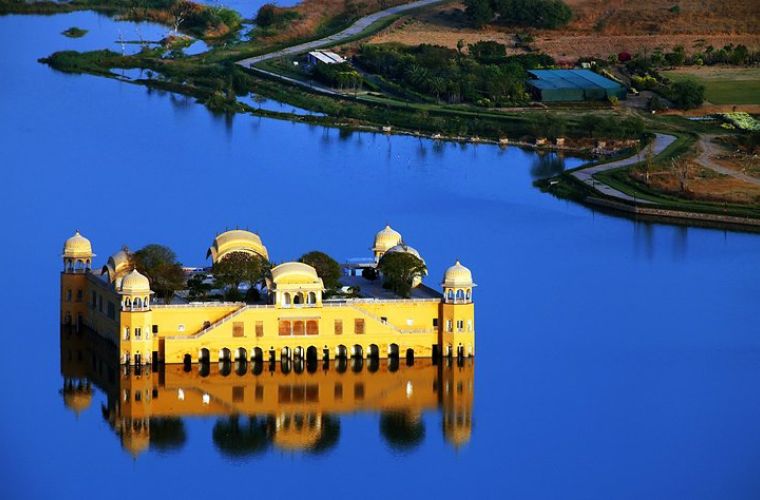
left=60, top=226, right=476, bottom=366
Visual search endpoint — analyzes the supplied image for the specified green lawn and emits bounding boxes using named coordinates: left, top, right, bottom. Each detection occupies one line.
left=663, top=68, right=760, bottom=105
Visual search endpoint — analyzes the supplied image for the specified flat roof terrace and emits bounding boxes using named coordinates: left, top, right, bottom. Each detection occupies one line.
left=340, top=276, right=442, bottom=301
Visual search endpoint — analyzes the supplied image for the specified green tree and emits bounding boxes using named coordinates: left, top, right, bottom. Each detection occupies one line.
left=187, top=273, right=212, bottom=301
left=463, top=0, right=494, bottom=28
left=132, top=244, right=186, bottom=304
left=668, top=79, right=705, bottom=109
left=212, top=251, right=265, bottom=296
left=378, top=252, right=427, bottom=298
left=299, top=251, right=342, bottom=290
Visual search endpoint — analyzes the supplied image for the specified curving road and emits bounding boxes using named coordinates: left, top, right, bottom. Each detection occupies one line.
left=571, top=133, right=677, bottom=204
left=237, top=0, right=443, bottom=68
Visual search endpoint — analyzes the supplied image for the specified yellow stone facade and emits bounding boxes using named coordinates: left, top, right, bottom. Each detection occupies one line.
left=60, top=227, right=475, bottom=366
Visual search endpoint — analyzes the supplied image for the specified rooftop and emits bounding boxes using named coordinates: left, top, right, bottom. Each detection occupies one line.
left=528, top=69, right=623, bottom=91
left=340, top=275, right=442, bottom=300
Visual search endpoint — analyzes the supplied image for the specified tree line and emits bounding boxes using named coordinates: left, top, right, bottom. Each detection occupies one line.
left=356, top=42, right=554, bottom=106
left=464, top=0, right=572, bottom=29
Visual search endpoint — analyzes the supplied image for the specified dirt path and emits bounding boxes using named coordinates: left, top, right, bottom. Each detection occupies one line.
left=696, top=135, right=760, bottom=186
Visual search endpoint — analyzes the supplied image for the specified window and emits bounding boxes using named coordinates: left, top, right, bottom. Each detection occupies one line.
left=66, top=289, right=72, bottom=302
left=76, top=289, right=83, bottom=302
left=334, top=383, right=343, bottom=400
left=305, top=385, right=319, bottom=402
left=233, top=322, right=244, bottom=338
left=293, top=321, right=305, bottom=336
left=255, top=321, right=264, bottom=337
left=123, top=327, right=130, bottom=340
left=135, top=328, right=141, bottom=339
left=255, top=385, right=264, bottom=401
left=152, top=325, right=159, bottom=334
left=306, top=320, right=319, bottom=335
left=380, top=316, right=388, bottom=323
left=334, top=320, right=343, bottom=335
left=354, top=318, right=365, bottom=335
left=456, top=289, right=465, bottom=301
left=232, top=386, right=244, bottom=402
left=354, top=383, right=365, bottom=400
left=278, top=320, right=291, bottom=336
left=433, top=318, right=439, bottom=328
left=447, top=320, right=453, bottom=332
left=456, top=320, right=464, bottom=332
left=447, top=290, right=454, bottom=301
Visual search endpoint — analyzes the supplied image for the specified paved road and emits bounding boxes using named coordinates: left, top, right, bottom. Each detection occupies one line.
left=237, top=0, right=443, bottom=68
left=571, top=133, right=677, bottom=204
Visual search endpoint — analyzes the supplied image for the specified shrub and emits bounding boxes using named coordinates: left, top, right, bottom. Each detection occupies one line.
left=668, top=79, right=705, bottom=109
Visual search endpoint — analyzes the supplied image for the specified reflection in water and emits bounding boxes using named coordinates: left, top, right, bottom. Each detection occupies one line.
left=530, top=152, right=566, bottom=180
left=60, top=327, right=474, bottom=458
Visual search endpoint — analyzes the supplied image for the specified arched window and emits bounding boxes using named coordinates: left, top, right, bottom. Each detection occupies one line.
left=144, top=296, right=149, bottom=308
left=294, top=293, right=303, bottom=305
left=307, top=292, right=317, bottom=304
left=466, top=289, right=471, bottom=301
left=447, top=289, right=454, bottom=301
left=124, top=298, right=132, bottom=309
left=134, top=297, right=142, bottom=309
left=283, top=293, right=291, bottom=306
left=456, top=289, right=465, bottom=301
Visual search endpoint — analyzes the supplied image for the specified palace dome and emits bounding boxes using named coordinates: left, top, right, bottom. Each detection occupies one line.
left=207, top=229, right=268, bottom=264
left=442, top=261, right=474, bottom=288
left=386, top=244, right=424, bottom=263
left=63, top=231, right=93, bottom=258
left=120, top=269, right=151, bottom=294
left=271, top=262, right=321, bottom=286
left=63, top=389, right=92, bottom=415
left=102, top=249, right=131, bottom=282
left=372, top=225, right=402, bottom=254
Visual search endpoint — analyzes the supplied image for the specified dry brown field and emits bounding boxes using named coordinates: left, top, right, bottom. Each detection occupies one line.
left=368, top=0, right=760, bottom=61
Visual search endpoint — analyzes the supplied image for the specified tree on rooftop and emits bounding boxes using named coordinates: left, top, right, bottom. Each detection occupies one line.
left=212, top=251, right=265, bottom=298
left=299, top=251, right=342, bottom=290
left=132, top=244, right=186, bottom=304
left=377, top=252, right=427, bottom=299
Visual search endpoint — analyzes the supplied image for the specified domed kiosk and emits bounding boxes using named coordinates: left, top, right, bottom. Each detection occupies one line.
left=372, top=225, right=402, bottom=262
left=62, top=230, right=93, bottom=272
left=268, top=262, right=324, bottom=308
left=442, top=260, right=475, bottom=304
left=207, top=229, right=269, bottom=264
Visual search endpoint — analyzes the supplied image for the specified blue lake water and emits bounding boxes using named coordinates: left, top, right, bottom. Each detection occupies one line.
left=1, top=11, right=760, bottom=500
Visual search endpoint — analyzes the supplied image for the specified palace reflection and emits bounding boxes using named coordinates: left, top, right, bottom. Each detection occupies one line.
left=60, top=327, right=474, bottom=457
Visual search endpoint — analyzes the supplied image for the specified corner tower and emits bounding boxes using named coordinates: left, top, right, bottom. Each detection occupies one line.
left=440, top=261, right=475, bottom=358
left=61, top=230, right=94, bottom=329
left=118, top=269, right=154, bottom=365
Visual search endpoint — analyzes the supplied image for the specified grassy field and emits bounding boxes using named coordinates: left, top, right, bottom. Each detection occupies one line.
left=662, top=67, right=760, bottom=105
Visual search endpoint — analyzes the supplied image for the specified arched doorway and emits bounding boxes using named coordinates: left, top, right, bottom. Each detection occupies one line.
left=183, top=354, right=192, bottom=371
left=336, top=345, right=347, bottom=359
left=352, top=345, right=363, bottom=359
left=252, top=347, right=264, bottom=362
left=405, top=349, right=414, bottom=366
left=236, top=347, right=247, bottom=362
left=199, top=348, right=210, bottom=364
left=220, top=348, right=231, bottom=362
left=388, top=344, right=399, bottom=358
left=368, top=344, right=379, bottom=358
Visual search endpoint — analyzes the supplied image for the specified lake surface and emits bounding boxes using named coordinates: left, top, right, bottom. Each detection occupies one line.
left=2, top=11, right=760, bottom=500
